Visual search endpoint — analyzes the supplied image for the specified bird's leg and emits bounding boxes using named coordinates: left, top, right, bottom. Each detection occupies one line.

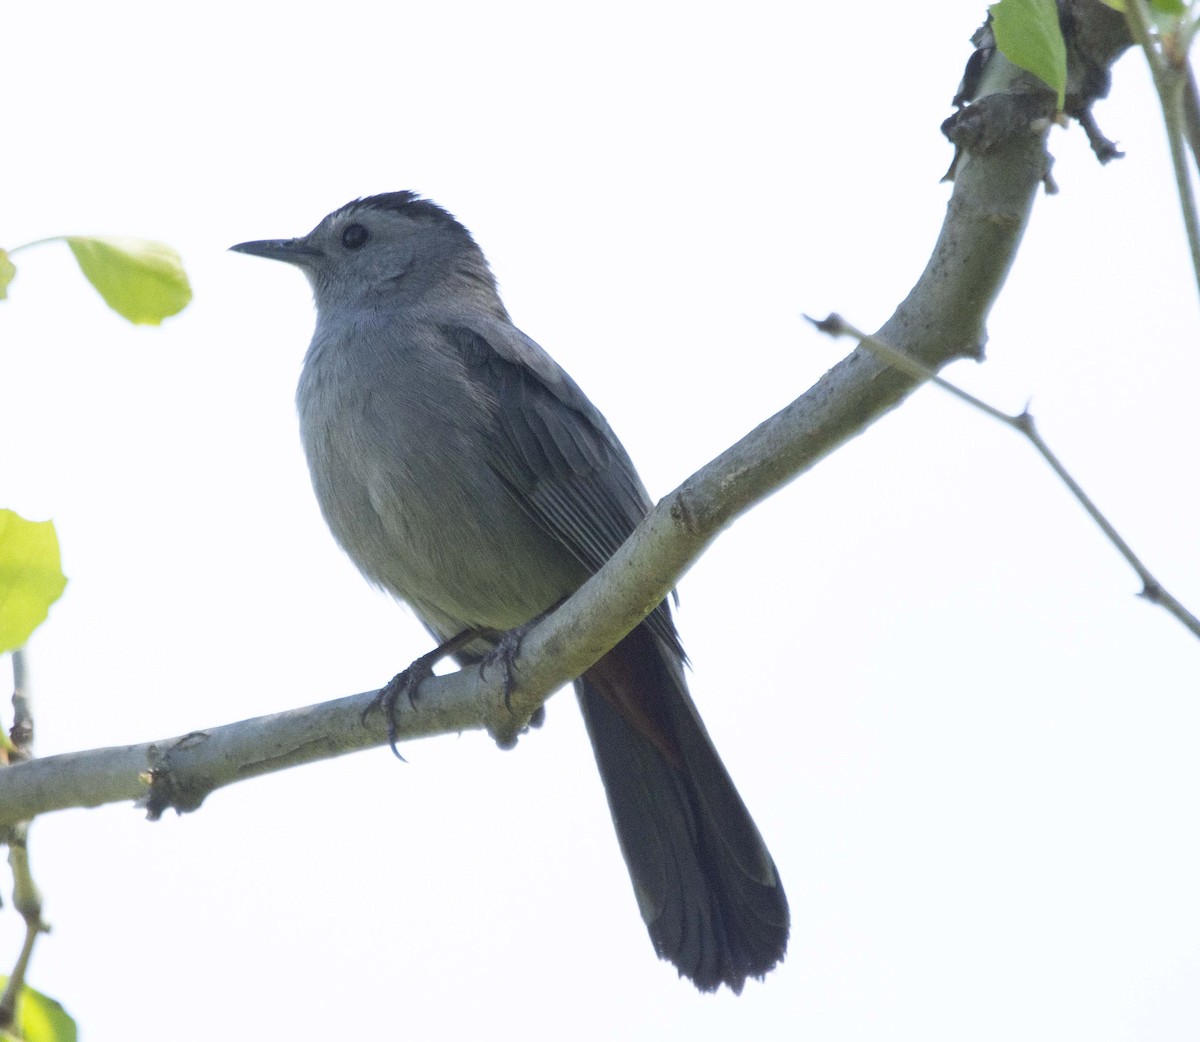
left=366, top=628, right=495, bottom=760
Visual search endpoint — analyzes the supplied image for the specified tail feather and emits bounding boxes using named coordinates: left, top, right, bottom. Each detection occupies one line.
left=576, top=623, right=789, bottom=993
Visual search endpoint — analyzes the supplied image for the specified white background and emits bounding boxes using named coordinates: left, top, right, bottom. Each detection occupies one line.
left=2, top=2, right=1198, bottom=1039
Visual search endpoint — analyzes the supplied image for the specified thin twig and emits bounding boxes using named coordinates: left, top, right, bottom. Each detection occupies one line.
left=1185, top=59, right=1200, bottom=164
left=811, top=313, right=1200, bottom=640
left=0, top=652, right=48, bottom=1031
left=0, top=829, right=47, bottom=1029
left=1124, top=0, right=1200, bottom=307
left=9, top=650, right=32, bottom=762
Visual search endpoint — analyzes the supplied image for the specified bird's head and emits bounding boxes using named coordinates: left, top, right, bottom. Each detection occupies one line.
left=231, top=191, right=499, bottom=314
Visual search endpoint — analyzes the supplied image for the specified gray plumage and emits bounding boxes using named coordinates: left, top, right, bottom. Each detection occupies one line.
left=231, top=192, right=789, bottom=992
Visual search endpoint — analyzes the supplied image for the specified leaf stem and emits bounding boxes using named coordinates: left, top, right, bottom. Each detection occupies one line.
left=5, top=237, right=66, bottom=256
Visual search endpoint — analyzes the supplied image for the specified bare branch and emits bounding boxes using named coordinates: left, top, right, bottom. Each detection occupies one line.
left=0, top=18, right=1128, bottom=828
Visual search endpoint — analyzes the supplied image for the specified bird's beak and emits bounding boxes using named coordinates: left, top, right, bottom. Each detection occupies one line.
left=229, top=237, right=321, bottom=265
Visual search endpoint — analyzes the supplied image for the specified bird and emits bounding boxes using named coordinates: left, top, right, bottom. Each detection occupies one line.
left=231, top=192, right=789, bottom=992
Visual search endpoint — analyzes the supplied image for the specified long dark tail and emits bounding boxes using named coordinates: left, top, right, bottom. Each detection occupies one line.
left=576, top=622, right=789, bottom=993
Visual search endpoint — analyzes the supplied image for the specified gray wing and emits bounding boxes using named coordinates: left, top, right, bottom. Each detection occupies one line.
left=441, top=320, right=682, bottom=656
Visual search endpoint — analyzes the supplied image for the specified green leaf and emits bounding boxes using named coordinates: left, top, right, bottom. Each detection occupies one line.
left=0, top=980, right=77, bottom=1042
left=0, top=249, right=15, bottom=300
left=989, top=0, right=1068, bottom=108
left=65, top=236, right=191, bottom=325
left=0, top=510, right=68, bottom=654
left=1096, top=1, right=1187, bottom=15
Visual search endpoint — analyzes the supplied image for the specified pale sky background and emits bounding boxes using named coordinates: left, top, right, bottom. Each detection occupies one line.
left=3, top=2, right=1199, bottom=1040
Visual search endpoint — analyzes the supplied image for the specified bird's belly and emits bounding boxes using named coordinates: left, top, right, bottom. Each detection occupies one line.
left=311, top=435, right=584, bottom=636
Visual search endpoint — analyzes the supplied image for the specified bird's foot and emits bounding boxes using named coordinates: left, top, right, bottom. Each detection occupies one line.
left=366, top=655, right=437, bottom=762
left=477, top=621, right=549, bottom=746
left=478, top=624, right=529, bottom=713
left=365, top=629, right=487, bottom=760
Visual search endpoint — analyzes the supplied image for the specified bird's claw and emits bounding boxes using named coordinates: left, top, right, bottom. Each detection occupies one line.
left=478, top=623, right=530, bottom=712
left=364, top=648, right=444, bottom=760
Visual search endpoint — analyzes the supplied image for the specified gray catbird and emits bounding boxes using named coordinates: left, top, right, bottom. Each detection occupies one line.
left=231, top=192, right=789, bottom=992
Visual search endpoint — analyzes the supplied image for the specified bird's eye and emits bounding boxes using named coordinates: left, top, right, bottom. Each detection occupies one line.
left=341, top=223, right=369, bottom=250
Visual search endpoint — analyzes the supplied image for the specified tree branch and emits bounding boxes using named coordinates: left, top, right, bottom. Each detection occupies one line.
left=0, top=19, right=1117, bottom=828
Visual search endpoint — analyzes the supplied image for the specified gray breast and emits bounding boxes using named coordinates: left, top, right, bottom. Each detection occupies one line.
left=296, top=318, right=585, bottom=637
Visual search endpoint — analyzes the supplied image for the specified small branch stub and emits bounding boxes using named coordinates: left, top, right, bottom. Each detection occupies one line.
left=142, top=733, right=215, bottom=820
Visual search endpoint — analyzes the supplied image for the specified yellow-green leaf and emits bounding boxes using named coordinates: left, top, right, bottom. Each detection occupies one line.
left=989, top=0, right=1067, bottom=108
left=0, top=510, right=68, bottom=654
left=0, top=249, right=15, bottom=300
left=0, top=980, right=77, bottom=1042
left=65, top=236, right=191, bottom=325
